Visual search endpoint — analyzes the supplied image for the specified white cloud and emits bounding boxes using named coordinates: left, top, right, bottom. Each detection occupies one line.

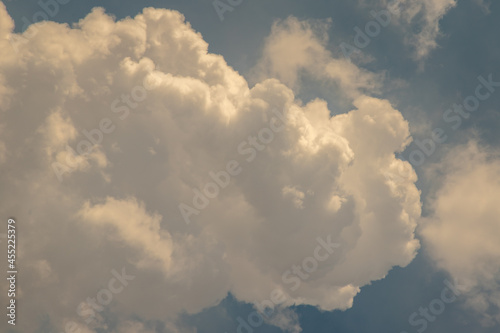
left=473, top=0, right=491, bottom=14
left=365, top=0, right=456, bottom=60
left=250, top=16, right=381, bottom=98
left=264, top=307, right=302, bottom=333
left=115, top=320, right=157, bottom=333
left=421, top=140, right=500, bottom=326
left=0, top=4, right=421, bottom=332
left=78, top=197, right=174, bottom=273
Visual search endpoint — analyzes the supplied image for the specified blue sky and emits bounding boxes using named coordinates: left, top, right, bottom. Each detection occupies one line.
left=1, top=1, right=500, bottom=333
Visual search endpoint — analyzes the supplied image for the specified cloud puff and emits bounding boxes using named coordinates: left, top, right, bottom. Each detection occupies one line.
left=421, top=140, right=500, bottom=326
left=363, top=0, right=456, bottom=60
left=473, top=0, right=492, bottom=14
left=251, top=16, right=381, bottom=98
left=0, top=3, right=421, bottom=332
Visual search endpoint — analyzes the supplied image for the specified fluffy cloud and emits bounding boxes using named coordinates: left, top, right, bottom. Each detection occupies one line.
left=362, top=0, right=456, bottom=60
left=251, top=16, right=381, bottom=98
left=0, top=3, right=421, bottom=332
left=421, top=140, right=500, bottom=326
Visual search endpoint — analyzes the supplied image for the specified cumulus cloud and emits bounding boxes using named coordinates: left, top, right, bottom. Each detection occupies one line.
left=250, top=16, right=381, bottom=98
left=362, top=0, right=456, bottom=60
left=421, top=140, right=500, bottom=326
left=264, top=307, right=301, bottom=333
left=0, top=3, right=421, bottom=332
left=78, top=197, right=174, bottom=273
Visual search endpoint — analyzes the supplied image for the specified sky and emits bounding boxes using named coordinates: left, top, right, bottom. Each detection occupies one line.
left=0, top=0, right=499, bottom=333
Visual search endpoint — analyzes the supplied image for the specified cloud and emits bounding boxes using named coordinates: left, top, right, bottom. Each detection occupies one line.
left=473, top=0, right=492, bottom=14
left=250, top=16, right=381, bottom=98
left=78, top=197, right=174, bottom=273
left=264, top=307, right=301, bottom=333
left=363, top=0, right=456, bottom=60
left=0, top=4, right=421, bottom=332
left=421, top=140, right=500, bottom=326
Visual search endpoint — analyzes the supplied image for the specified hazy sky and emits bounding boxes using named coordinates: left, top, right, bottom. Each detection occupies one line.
left=1, top=1, right=499, bottom=333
